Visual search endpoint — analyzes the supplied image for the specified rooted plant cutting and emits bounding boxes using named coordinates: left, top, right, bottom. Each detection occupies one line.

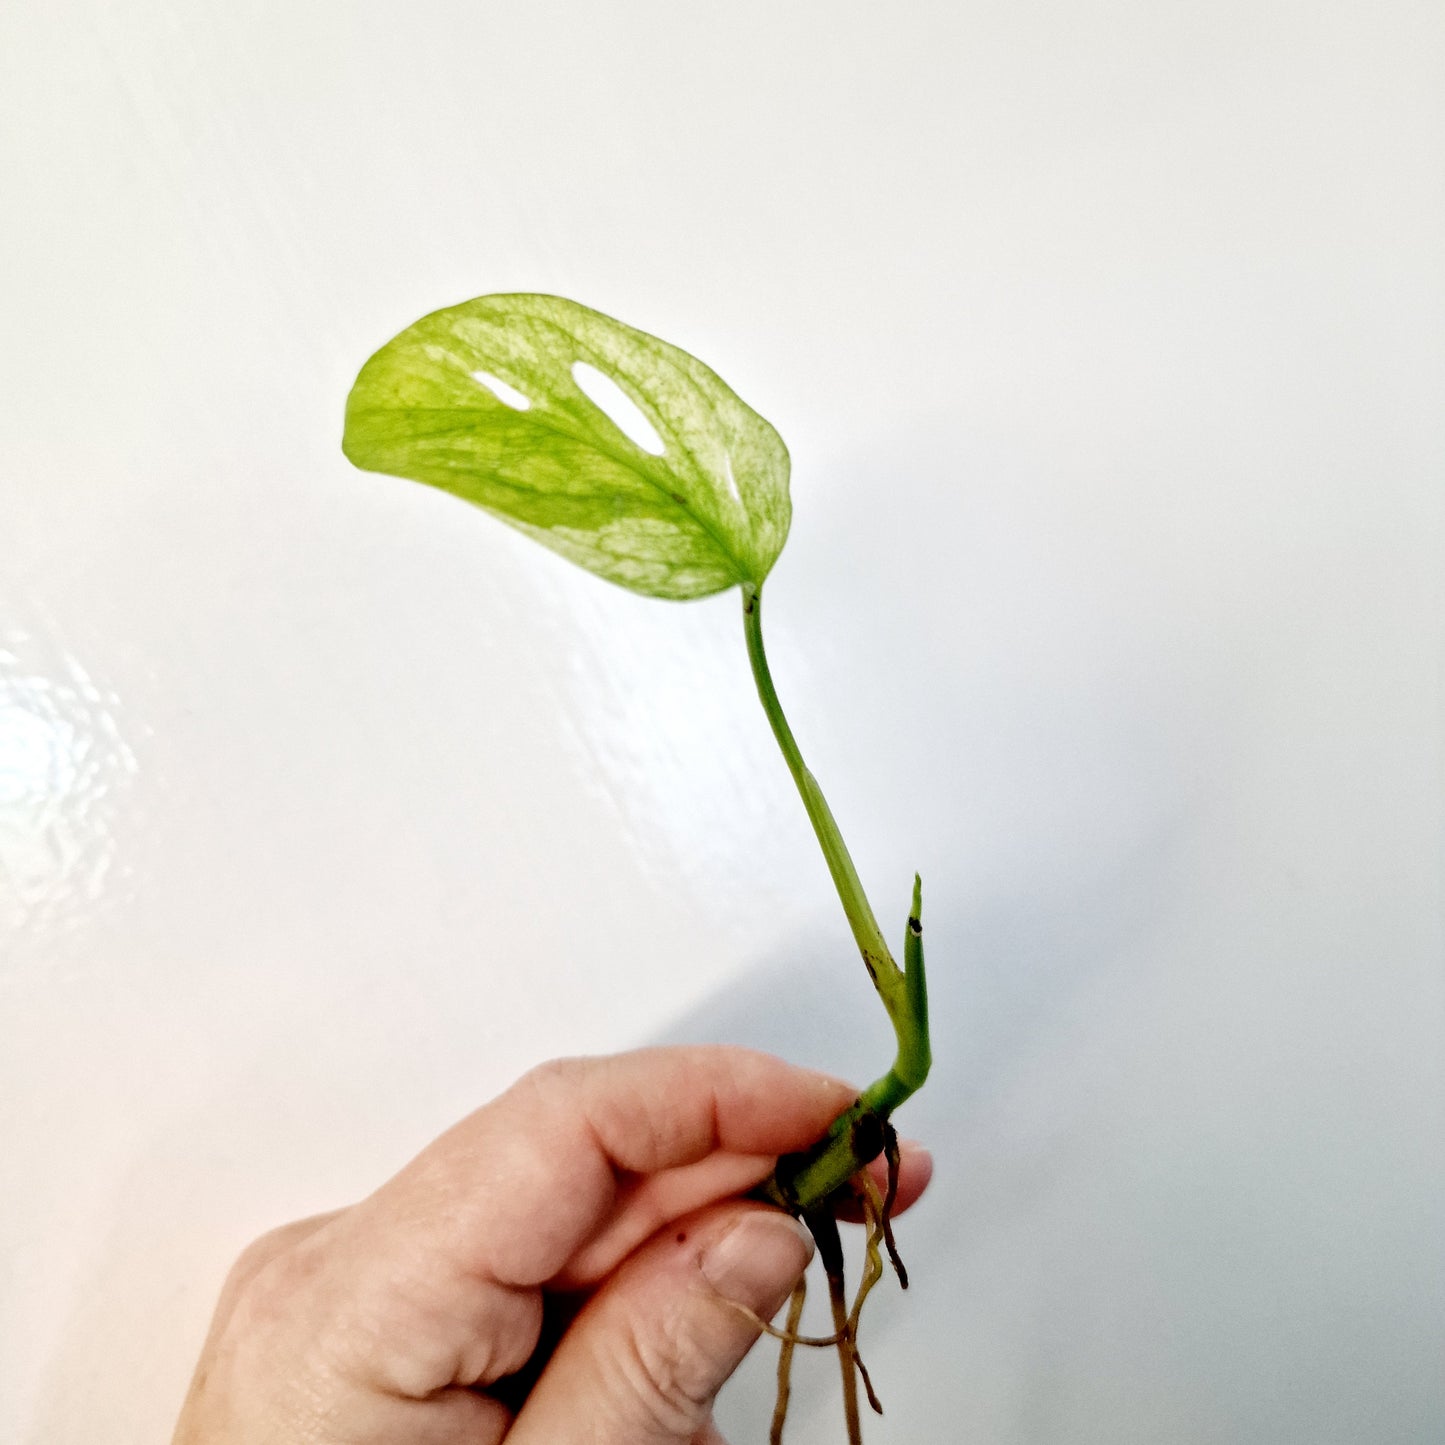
left=343, top=293, right=931, bottom=1443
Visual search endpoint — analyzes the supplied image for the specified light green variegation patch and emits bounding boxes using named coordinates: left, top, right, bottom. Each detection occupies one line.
left=342, top=293, right=791, bottom=600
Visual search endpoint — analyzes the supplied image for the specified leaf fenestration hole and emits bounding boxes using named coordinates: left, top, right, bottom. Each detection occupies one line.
left=470, top=370, right=531, bottom=410
left=571, top=361, right=666, bottom=456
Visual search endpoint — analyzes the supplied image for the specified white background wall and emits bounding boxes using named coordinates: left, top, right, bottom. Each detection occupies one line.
left=2, top=3, right=1442, bottom=1442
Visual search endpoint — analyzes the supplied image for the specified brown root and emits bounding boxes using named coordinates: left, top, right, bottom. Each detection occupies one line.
left=714, top=1118, right=911, bottom=1444
left=770, top=1276, right=808, bottom=1445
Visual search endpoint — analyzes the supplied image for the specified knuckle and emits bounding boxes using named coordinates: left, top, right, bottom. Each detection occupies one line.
left=217, top=1221, right=311, bottom=1322
left=515, top=1054, right=587, bottom=1106
left=607, top=1313, right=714, bottom=1438
left=223, top=1230, right=317, bottom=1334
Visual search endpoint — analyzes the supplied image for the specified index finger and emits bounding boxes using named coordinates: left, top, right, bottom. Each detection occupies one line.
left=353, top=1046, right=857, bottom=1288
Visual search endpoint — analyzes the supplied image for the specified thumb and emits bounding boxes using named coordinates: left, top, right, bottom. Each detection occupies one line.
left=506, top=1204, right=814, bottom=1445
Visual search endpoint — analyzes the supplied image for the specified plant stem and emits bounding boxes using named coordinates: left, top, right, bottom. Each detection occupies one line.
left=741, top=585, right=891, bottom=977
left=742, top=584, right=931, bottom=1212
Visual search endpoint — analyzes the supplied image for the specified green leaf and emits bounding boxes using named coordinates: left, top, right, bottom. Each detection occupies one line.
left=342, top=293, right=791, bottom=600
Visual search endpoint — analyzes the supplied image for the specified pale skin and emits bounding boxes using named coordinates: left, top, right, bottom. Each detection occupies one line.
left=173, top=1046, right=931, bottom=1445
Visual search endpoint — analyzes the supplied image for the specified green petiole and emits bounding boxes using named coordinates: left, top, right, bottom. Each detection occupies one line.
left=742, top=583, right=930, bottom=1213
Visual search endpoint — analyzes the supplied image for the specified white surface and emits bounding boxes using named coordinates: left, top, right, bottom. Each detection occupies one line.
left=2, top=3, right=1442, bottom=1442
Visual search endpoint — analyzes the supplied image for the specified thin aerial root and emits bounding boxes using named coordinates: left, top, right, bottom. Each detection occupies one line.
left=880, top=1122, right=909, bottom=1288
left=758, top=1319, right=847, bottom=1348
left=770, top=1276, right=808, bottom=1445
left=717, top=1294, right=845, bottom=1350
left=853, top=1346, right=885, bottom=1416
left=755, top=1148, right=911, bottom=1445
left=843, top=1174, right=886, bottom=1340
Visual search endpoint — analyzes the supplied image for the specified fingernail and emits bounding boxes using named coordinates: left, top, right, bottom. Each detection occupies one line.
left=700, top=1211, right=815, bottom=1313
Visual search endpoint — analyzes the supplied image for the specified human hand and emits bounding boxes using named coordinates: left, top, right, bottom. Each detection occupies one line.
left=173, top=1046, right=931, bottom=1445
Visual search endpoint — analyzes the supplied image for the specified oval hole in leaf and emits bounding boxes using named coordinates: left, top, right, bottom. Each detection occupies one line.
left=470, top=369, right=532, bottom=410
left=723, top=453, right=742, bottom=503
left=571, top=360, right=666, bottom=456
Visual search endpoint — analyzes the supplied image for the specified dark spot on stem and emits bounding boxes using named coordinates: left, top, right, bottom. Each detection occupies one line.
left=908, top=916, right=922, bottom=935
left=849, top=1110, right=885, bottom=1166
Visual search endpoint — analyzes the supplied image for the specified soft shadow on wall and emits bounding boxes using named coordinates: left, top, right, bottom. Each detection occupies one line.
left=657, top=803, right=1444, bottom=1445
left=643, top=416, right=1444, bottom=1442
left=653, top=817, right=1185, bottom=1445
